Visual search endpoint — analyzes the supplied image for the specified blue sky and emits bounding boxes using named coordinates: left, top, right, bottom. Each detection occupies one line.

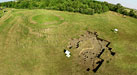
left=97, top=0, right=137, bottom=9
left=0, top=0, right=137, bottom=9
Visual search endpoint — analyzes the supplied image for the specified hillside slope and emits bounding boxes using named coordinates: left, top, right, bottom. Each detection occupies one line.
left=0, top=9, right=137, bottom=75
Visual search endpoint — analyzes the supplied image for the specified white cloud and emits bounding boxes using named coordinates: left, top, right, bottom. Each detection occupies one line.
left=0, top=0, right=14, bottom=3
left=97, top=0, right=137, bottom=9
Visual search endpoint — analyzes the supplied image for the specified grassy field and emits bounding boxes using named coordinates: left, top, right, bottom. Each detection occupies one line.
left=0, top=8, right=137, bottom=75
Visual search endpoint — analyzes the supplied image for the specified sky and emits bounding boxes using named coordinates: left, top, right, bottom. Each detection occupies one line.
left=97, top=0, right=137, bottom=9
left=0, top=0, right=137, bottom=9
left=0, top=0, right=14, bottom=3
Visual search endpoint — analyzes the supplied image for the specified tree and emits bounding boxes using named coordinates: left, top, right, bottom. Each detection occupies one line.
left=0, top=0, right=136, bottom=18
left=67, top=7, right=74, bottom=12
left=89, top=2, right=94, bottom=8
left=129, top=9, right=136, bottom=17
left=79, top=8, right=84, bottom=14
left=114, top=3, right=124, bottom=13
left=87, top=8, right=94, bottom=15
left=74, top=8, right=80, bottom=12
left=102, top=5, right=109, bottom=12
left=122, top=10, right=128, bottom=15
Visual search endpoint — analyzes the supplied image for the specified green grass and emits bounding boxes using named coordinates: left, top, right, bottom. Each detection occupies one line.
left=0, top=9, right=137, bottom=75
left=0, top=9, right=4, bottom=18
left=32, top=14, right=60, bottom=24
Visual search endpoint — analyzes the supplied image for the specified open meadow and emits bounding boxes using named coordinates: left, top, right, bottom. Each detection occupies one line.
left=0, top=9, right=137, bottom=75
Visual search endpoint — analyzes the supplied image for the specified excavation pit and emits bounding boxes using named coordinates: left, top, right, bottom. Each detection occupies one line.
left=67, top=31, right=115, bottom=73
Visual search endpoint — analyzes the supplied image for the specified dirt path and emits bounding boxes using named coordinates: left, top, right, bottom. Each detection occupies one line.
left=0, top=10, right=12, bottom=25
left=79, top=48, right=94, bottom=55
left=53, top=14, right=64, bottom=21
left=3, top=17, right=21, bottom=50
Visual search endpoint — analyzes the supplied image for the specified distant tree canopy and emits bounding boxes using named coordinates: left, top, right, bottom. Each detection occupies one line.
left=103, top=2, right=137, bottom=18
left=0, top=0, right=136, bottom=18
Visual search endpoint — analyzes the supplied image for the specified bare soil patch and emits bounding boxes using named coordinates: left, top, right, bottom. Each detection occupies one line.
left=44, top=21, right=58, bottom=25
left=29, top=16, right=37, bottom=24
left=66, top=31, right=115, bottom=73
left=54, top=14, right=64, bottom=21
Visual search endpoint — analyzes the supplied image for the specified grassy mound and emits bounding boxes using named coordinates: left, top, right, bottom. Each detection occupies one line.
left=0, top=9, right=137, bottom=75
left=32, top=14, right=60, bottom=24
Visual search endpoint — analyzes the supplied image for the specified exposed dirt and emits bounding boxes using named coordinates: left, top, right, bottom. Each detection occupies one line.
left=54, top=14, right=64, bottom=21
left=4, top=17, right=21, bottom=50
left=41, top=28, right=51, bottom=33
left=25, top=26, right=43, bottom=37
left=44, top=21, right=58, bottom=25
left=29, top=16, right=37, bottom=24
left=66, top=31, right=115, bottom=73
left=0, top=10, right=12, bottom=25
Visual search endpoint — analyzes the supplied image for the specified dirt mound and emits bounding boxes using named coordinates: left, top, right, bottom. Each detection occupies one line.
left=67, top=31, right=115, bottom=73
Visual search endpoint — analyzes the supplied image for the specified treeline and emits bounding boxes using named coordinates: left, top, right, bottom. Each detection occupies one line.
left=104, top=2, right=137, bottom=18
left=0, top=0, right=136, bottom=18
left=0, top=0, right=110, bottom=15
